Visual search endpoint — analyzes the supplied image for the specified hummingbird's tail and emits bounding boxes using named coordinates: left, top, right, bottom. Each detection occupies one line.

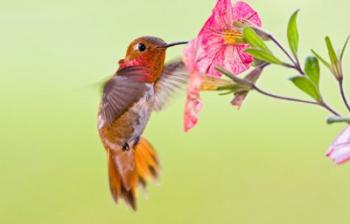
left=107, top=137, right=160, bottom=210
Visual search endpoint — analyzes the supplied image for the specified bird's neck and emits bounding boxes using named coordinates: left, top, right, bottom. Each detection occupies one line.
left=118, top=57, right=164, bottom=82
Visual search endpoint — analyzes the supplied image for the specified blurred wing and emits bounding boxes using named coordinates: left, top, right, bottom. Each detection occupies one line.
left=153, top=60, right=188, bottom=111
left=100, top=67, right=148, bottom=125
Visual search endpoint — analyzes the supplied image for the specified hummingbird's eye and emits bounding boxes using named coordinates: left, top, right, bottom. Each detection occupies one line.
left=137, top=43, right=146, bottom=52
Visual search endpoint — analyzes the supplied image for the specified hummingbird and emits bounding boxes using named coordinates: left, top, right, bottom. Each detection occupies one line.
left=97, top=36, right=188, bottom=210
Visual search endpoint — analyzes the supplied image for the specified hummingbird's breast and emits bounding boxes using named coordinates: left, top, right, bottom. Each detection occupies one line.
left=98, top=84, right=154, bottom=152
left=127, top=84, right=154, bottom=142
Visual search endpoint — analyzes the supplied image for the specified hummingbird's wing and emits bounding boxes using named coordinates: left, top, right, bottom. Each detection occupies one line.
left=153, top=60, right=188, bottom=111
left=101, top=66, right=148, bottom=125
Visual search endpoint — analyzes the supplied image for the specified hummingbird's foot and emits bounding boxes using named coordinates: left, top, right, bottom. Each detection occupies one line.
left=122, top=143, right=130, bottom=151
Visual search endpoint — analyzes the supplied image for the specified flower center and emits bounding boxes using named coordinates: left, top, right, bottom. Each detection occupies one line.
left=222, top=29, right=242, bottom=45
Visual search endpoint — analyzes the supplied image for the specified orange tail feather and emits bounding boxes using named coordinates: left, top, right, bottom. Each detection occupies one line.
left=107, top=137, right=160, bottom=210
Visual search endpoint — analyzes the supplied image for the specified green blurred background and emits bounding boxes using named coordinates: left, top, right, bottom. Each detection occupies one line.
left=1, top=0, right=350, bottom=223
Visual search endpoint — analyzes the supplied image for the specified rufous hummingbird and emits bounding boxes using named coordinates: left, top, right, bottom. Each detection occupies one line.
left=97, top=36, right=188, bottom=210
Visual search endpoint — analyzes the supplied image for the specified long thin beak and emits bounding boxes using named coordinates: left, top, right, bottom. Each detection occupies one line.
left=158, top=41, right=188, bottom=49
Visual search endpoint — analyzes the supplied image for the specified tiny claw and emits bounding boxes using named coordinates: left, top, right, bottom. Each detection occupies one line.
left=122, top=143, right=130, bottom=151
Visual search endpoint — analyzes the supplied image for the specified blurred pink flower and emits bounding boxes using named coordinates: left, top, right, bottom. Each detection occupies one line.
left=182, top=0, right=261, bottom=131
left=326, top=126, right=350, bottom=165
left=183, top=39, right=203, bottom=132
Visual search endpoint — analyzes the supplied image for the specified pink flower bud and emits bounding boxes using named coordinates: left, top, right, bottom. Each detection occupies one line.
left=326, top=126, right=350, bottom=165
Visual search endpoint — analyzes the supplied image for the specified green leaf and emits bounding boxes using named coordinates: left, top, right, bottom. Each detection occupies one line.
left=327, top=116, right=350, bottom=125
left=243, top=27, right=270, bottom=52
left=304, top=56, right=320, bottom=86
left=219, top=89, right=235, bottom=96
left=325, top=36, right=339, bottom=66
left=290, top=76, right=321, bottom=101
left=340, top=35, right=350, bottom=62
left=287, top=10, right=300, bottom=58
left=325, top=36, right=343, bottom=79
left=233, top=21, right=271, bottom=41
left=217, top=84, right=240, bottom=92
left=250, top=26, right=271, bottom=41
left=217, top=83, right=252, bottom=96
left=245, top=49, right=282, bottom=65
left=311, top=49, right=331, bottom=69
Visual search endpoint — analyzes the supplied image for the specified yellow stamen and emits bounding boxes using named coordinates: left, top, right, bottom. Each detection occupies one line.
left=222, top=29, right=242, bottom=45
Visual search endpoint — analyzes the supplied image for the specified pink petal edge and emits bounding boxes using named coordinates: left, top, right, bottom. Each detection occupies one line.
left=326, top=126, right=350, bottom=165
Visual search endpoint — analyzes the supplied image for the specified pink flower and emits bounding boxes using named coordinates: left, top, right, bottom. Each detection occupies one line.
left=183, top=39, right=203, bottom=132
left=196, top=0, right=261, bottom=77
left=182, top=0, right=261, bottom=131
left=326, top=126, right=350, bottom=165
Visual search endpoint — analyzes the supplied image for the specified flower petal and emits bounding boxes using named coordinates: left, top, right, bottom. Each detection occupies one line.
left=330, top=126, right=350, bottom=147
left=326, top=126, right=350, bottom=165
left=327, top=143, right=350, bottom=165
left=182, top=39, right=198, bottom=72
left=233, top=1, right=262, bottom=27
left=225, top=45, right=253, bottom=74
left=184, top=92, right=203, bottom=132
left=203, top=45, right=253, bottom=77
left=231, top=92, right=248, bottom=108
left=204, top=0, right=235, bottom=31
left=183, top=40, right=204, bottom=132
left=196, top=35, right=224, bottom=76
left=181, top=0, right=262, bottom=132
left=184, top=71, right=203, bottom=132
left=195, top=0, right=260, bottom=78
left=196, top=0, right=235, bottom=77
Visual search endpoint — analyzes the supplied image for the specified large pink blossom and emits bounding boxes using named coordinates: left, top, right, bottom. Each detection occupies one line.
left=183, top=0, right=261, bottom=131
left=326, top=126, right=350, bottom=165
left=196, top=0, right=261, bottom=77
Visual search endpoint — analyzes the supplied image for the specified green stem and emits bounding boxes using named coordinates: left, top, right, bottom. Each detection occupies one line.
left=339, top=78, right=350, bottom=112
left=269, top=34, right=304, bottom=75
left=253, top=85, right=340, bottom=116
left=319, top=101, right=340, bottom=117
left=252, top=85, right=318, bottom=105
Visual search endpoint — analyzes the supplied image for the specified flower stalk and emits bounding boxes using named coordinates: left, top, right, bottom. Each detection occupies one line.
left=339, top=77, right=350, bottom=112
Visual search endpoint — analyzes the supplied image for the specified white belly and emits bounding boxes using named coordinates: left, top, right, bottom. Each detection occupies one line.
left=127, top=84, right=154, bottom=144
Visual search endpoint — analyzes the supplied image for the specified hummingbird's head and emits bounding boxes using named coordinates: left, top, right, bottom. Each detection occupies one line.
left=119, top=36, right=187, bottom=82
